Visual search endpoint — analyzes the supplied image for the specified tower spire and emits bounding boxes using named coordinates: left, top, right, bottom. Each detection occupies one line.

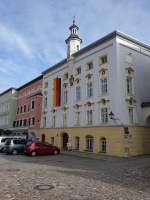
left=65, top=17, right=82, bottom=58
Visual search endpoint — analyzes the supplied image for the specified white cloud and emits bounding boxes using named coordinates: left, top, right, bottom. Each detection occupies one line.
left=0, top=23, right=33, bottom=57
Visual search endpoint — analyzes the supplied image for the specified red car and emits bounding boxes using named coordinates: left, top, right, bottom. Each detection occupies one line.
left=24, top=141, right=60, bottom=156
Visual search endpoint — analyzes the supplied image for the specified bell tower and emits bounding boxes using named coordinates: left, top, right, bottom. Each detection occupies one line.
left=65, top=17, right=82, bottom=58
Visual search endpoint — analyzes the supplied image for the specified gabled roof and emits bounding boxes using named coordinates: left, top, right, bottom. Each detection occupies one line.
left=42, top=30, right=150, bottom=75
left=0, top=87, right=17, bottom=96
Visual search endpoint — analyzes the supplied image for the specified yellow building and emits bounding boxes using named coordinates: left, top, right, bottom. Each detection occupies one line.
left=36, top=126, right=150, bottom=157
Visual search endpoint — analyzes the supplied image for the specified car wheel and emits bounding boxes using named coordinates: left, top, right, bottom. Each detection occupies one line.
left=12, top=149, right=18, bottom=155
left=31, top=151, right=37, bottom=156
left=53, top=150, right=59, bottom=155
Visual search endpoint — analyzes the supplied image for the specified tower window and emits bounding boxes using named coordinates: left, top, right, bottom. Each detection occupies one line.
left=77, top=45, right=79, bottom=50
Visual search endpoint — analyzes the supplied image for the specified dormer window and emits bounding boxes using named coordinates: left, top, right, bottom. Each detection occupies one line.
left=87, top=62, right=93, bottom=70
left=100, top=55, right=108, bottom=65
left=64, top=73, right=68, bottom=80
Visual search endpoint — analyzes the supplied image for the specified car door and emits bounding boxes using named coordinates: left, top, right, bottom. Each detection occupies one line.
left=41, top=143, right=51, bottom=155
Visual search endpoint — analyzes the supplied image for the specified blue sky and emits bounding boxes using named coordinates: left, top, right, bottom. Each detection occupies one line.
left=0, top=0, right=150, bottom=92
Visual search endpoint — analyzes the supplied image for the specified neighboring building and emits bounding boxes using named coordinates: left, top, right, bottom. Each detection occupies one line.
left=14, top=75, right=43, bottom=130
left=39, top=20, right=150, bottom=156
left=0, top=88, right=17, bottom=129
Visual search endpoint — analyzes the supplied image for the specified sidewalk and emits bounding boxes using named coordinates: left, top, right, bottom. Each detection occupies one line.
left=61, top=150, right=125, bottom=161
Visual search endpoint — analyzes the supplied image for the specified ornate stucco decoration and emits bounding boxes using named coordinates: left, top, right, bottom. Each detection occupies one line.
left=74, top=78, right=81, bottom=84
left=74, top=103, right=82, bottom=109
left=63, top=83, right=68, bottom=88
left=62, top=105, right=69, bottom=111
left=84, top=101, right=94, bottom=107
left=99, top=68, right=108, bottom=75
left=85, top=73, right=93, bottom=79
left=98, top=98, right=109, bottom=105
left=126, top=67, right=134, bottom=75
left=126, top=97, right=136, bottom=105
left=51, top=108, right=57, bottom=113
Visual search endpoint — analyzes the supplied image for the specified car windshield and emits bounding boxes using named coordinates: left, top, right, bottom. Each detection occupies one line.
left=5, top=139, right=11, bottom=145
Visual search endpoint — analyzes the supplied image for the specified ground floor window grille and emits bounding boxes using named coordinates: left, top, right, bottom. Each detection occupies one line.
left=86, top=135, right=94, bottom=152
left=100, top=137, right=107, bottom=153
left=75, top=136, right=80, bottom=150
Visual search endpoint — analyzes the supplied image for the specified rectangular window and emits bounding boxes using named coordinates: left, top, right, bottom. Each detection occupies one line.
left=76, top=67, right=81, bottom=75
left=28, top=118, right=31, bottom=126
left=44, top=97, right=47, bottom=109
left=87, top=62, right=93, bottom=70
left=87, top=110, right=93, bottom=125
left=64, top=91, right=68, bottom=105
left=101, top=78, right=108, bottom=94
left=24, top=105, right=26, bottom=113
left=32, top=117, right=35, bottom=125
left=23, top=119, right=27, bottom=126
left=31, top=100, right=35, bottom=110
left=63, top=112, right=67, bottom=127
left=20, top=120, right=22, bottom=127
left=100, top=55, right=107, bottom=64
left=64, top=73, right=68, bottom=80
left=76, top=86, right=81, bottom=101
left=87, top=82, right=93, bottom=98
left=17, top=107, right=19, bottom=114
left=20, top=106, right=23, bottom=113
left=129, top=107, right=134, bottom=124
left=101, top=108, right=108, bottom=123
left=43, top=116, right=46, bottom=127
left=52, top=115, right=56, bottom=128
left=75, top=112, right=80, bottom=126
left=44, top=82, right=48, bottom=88
left=127, top=77, right=133, bottom=95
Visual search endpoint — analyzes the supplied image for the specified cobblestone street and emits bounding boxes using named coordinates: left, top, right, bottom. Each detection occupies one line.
left=0, top=153, right=150, bottom=200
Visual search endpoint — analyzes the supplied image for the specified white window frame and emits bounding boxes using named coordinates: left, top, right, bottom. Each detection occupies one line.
left=101, top=107, right=108, bottom=124
left=87, top=81, right=93, bottom=98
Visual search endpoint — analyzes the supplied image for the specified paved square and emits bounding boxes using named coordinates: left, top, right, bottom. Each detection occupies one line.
left=0, top=153, right=149, bottom=200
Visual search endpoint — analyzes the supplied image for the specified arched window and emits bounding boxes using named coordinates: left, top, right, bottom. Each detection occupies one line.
left=75, top=136, right=80, bottom=150
left=86, top=135, right=94, bottom=152
left=100, top=137, right=107, bottom=153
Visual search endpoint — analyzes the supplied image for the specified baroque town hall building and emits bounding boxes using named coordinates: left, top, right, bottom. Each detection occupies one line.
left=39, top=20, right=150, bottom=156
left=0, top=20, right=150, bottom=156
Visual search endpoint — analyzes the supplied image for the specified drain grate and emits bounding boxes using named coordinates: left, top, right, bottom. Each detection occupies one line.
left=7, top=169, right=20, bottom=172
left=34, top=184, right=55, bottom=191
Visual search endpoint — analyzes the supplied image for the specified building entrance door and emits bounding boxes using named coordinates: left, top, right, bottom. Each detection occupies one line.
left=62, top=133, right=68, bottom=150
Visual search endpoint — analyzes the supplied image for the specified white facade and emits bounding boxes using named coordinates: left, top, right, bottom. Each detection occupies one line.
left=41, top=30, right=150, bottom=128
left=0, top=88, right=17, bottom=129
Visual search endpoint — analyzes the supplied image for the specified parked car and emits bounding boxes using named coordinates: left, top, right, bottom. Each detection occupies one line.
left=4, top=138, right=27, bottom=155
left=24, top=141, right=60, bottom=156
left=0, top=136, right=14, bottom=152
